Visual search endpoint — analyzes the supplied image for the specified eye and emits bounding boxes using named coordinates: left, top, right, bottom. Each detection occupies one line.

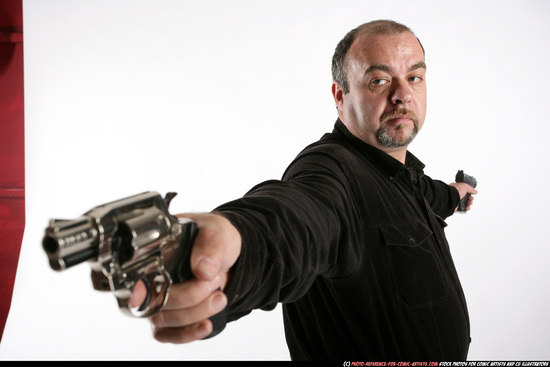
left=409, top=75, right=423, bottom=83
left=371, top=78, right=389, bottom=86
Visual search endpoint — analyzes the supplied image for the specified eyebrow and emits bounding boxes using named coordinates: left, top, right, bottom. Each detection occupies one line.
left=365, top=64, right=390, bottom=74
left=411, top=61, right=427, bottom=71
left=365, top=61, right=427, bottom=74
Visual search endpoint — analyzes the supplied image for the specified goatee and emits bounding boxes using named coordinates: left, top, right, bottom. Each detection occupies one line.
left=377, top=108, right=419, bottom=148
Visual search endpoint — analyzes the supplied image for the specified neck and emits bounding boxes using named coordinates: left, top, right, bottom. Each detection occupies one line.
left=383, top=147, right=408, bottom=164
left=337, top=117, right=409, bottom=164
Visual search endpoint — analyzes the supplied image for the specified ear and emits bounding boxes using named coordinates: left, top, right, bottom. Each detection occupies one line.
left=331, top=81, right=344, bottom=112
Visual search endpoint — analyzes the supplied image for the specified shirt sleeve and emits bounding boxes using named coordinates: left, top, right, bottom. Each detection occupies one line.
left=420, top=175, right=461, bottom=219
left=214, top=148, right=360, bottom=322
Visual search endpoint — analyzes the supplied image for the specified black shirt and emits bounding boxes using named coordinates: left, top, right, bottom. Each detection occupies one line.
left=216, top=119, right=470, bottom=361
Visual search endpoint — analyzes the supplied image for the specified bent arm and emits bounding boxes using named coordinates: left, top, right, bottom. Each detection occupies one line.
left=421, top=174, right=478, bottom=219
left=420, top=176, right=461, bottom=219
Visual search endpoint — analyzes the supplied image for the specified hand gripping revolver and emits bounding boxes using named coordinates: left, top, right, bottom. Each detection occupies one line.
left=42, top=191, right=226, bottom=338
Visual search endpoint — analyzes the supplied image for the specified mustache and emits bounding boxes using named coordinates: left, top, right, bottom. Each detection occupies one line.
left=380, top=108, right=419, bottom=126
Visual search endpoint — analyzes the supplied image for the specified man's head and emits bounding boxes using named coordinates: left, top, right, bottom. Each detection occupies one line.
left=331, top=20, right=427, bottom=160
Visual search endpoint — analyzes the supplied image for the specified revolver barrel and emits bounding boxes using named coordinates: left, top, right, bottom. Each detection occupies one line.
left=42, top=216, right=99, bottom=270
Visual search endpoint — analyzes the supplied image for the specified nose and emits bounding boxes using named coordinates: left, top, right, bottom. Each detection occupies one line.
left=390, top=80, right=412, bottom=105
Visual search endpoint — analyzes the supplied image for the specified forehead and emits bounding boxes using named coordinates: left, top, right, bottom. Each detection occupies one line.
left=347, top=31, right=425, bottom=71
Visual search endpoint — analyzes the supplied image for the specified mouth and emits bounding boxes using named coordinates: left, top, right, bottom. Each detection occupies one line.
left=387, top=115, right=413, bottom=124
left=381, top=109, right=418, bottom=127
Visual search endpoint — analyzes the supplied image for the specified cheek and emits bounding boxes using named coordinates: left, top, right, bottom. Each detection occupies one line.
left=415, top=92, right=427, bottom=125
left=349, top=94, right=380, bottom=117
left=347, top=102, right=378, bottom=128
left=343, top=90, right=387, bottom=129
left=415, top=109, right=426, bottom=131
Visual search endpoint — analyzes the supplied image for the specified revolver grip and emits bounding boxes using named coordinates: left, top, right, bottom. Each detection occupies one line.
left=169, top=220, right=227, bottom=339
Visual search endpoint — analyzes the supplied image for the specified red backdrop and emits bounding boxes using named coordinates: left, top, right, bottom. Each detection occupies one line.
left=0, top=0, right=25, bottom=342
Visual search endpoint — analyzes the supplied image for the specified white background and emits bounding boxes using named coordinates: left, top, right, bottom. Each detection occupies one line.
left=1, top=0, right=549, bottom=361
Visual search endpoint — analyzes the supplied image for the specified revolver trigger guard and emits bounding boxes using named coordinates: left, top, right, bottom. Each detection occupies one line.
left=118, top=269, right=172, bottom=318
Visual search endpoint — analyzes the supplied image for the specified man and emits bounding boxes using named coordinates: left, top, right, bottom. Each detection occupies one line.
left=131, top=20, right=477, bottom=360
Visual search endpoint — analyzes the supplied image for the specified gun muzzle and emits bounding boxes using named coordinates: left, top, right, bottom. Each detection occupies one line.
left=43, top=217, right=99, bottom=270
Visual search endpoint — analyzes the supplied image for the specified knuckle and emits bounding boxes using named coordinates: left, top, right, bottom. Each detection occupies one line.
left=167, top=279, right=209, bottom=308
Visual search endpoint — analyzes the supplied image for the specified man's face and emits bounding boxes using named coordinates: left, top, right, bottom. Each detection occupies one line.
left=333, top=31, right=427, bottom=154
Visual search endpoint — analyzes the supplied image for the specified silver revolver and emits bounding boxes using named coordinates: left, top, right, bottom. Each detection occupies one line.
left=42, top=191, right=226, bottom=338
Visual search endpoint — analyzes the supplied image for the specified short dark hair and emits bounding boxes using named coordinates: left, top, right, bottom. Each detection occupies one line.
left=331, top=20, right=423, bottom=94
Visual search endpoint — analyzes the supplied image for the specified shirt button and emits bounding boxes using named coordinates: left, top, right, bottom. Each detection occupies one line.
left=408, top=237, right=416, bottom=245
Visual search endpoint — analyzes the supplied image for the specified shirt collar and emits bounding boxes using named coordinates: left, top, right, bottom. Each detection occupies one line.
left=332, top=118, right=425, bottom=178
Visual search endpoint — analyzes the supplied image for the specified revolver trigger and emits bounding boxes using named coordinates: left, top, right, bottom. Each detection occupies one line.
left=123, top=269, right=172, bottom=318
